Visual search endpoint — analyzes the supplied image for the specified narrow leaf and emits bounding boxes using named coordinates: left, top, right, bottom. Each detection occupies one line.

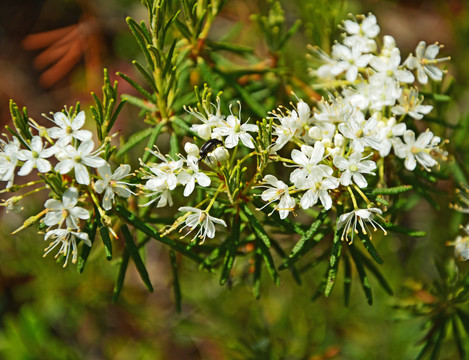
left=349, top=243, right=373, bottom=305
left=371, top=185, right=413, bottom=196
left=169, top=250, right=182, bottom=313
left=142, top=122, right=165, bottom=163
left=357, top=228, right=383, bottom=264
left=220, top=214, right=240, bottom=285
left=99, top=225, right=113, bottom=260
left=242, top=204, right=270, bottom=248
left=325, top=229, right=342, bottom=297
left=121, top=224, right=154, bottom=292
left=343, top=254, right=352, bottom=306
left=112, top=248, right=130, bottom=303
left=77, top=217, right=98, bottom=273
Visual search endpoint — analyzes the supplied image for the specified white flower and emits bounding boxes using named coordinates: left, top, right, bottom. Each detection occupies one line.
left=333, top=151, right=376, bottom=188
left=338, top=112, right=381, bottom=152
left=17, top=136, right=55, bottom=176
left=343, top=13, right=380, bottom=38
left=47, top=111, right=92, bottom=145
left=404, top=41, right=450, bottom=84
left=331, top=44, right=373, bottom=82
left=177, top=157, right=211, bottom=196
left=342, top=14, right=379, bottom=53
left=393, top=130, right=440, bottom=171
left=0, top=136, right=21, bottom=188
left=368, top=77, right=402, bottom=111
left=212, top=107, right=258, bottom=149
left=140, top=151, right=183, bottom=207
left=370, top=48, right=414, bottom=83
left=453, top=235, right=469, bottom=261
left=94, top=164, right=133, bottom=210
left=185, top=98, right=225, bottom=140
left=178, top=206, right=227, bottom=243
left=184, top=142, right=199, bottom=158
left=310, top=47, right=346, bottom=79
left=337, top=208, right=386, bottom=243
left=43, top=187, right=90, bottom=229
left=43, top=228, right=91, bottom=267
left=391, top=88, right=433, bottom=120
left=54, top=140, right=106, bottom=185
left=299, top=175, right=339, bottom=210
left=270, top=112, right=302, bottom=152
left=290, top=142, right=332, bottom=188
left=376, top=117, right=406, bottom=157
left=257, top=175, right=296, bottom=219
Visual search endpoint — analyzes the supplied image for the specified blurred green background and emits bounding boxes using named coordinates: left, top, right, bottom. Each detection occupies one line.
left=1, top=0, right=469, bottom=359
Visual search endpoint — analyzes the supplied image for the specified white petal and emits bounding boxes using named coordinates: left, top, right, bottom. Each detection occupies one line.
left=75, top=163, right=90, bottom=185
left=71, top=111, right=85, bottom=130
left=18, top=161, right=34, bottom=176
left=36, top=158, right=51, bottom=173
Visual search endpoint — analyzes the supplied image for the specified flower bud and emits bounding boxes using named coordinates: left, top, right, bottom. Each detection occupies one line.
left=213, top=147, right=229, bottom=162
left=198, top=124, right=211, bottom=140
left=334, top=133, right=345, bottom=147
left=308, top=126, right=322, bottom=140
left=328, top=147, right=341, bottom=158
left=297, top=101, right=310, bottom=120
left=184, top=142, right=199, bottom=157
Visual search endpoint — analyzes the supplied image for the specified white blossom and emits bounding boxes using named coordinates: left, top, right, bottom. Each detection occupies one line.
left=54, top=140, right=106, bottom=185
left=405, top=41, right=450, bottom=84
left=290, top=142, right=332, bottom=188
left=43, top=187, right=90, bottom=229
left=299, top=175, right=339, bottom=210
left=177, top=157, right=211, bottom=197
left=337, top=208, right=386, bottom=243
left=333, top=151, right=376, bottom=188
left=0, top=136, right=21, bottom=188
left=212, top=110, right=258, bottom=149
left=370, top=48, right=414, bottom=83
left=47, top=111, right=92, bottom=145
left=338, top=112, right=381, bottom=152
left=393, top=130, right=440, bottom=171
left=178, top=206, right=227, bottom=243
left=44, top=228, right=91, bottom=267
left=376, top=117, right=406, bottom=157
left=94, top=164, right=133, bottom=210
left=185, top=98, right=225, bottom=140
left=17, top=136, right=55, bottom=176
left=391, top=88, right=433, bottom=120
left=331, top=44, right=373, bottom=82
left=257, top=175, right=296, bottom=219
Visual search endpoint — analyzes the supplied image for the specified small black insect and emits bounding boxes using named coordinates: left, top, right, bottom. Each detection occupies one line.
left=198, top=139, right=224, bottom=163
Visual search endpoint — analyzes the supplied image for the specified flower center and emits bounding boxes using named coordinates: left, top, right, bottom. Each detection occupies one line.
left=74, top=156, right=82, bottom=163
left=350, top=164, right=358, bottom=172
left=32, top=151, right=39, bottom=159
left=66, top=126, right=73, bottom=135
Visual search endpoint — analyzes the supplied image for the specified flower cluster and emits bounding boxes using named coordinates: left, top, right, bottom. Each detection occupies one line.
left=142, top=13, right=449, bottom=244
left=1, top=109, right=133, bottom=266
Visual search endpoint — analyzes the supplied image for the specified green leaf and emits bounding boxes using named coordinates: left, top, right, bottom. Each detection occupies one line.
left=99, top=225, right=113, bottom=260
left=325, top=229, right=342, bottom=297
left=126, top=17, right=154, bottom=71
left=117, top=72, right=154, bottom=101
left=357, top=228, right=383, bottom=265
left=452, top=316, right=466, bottom=360
left=220, top=214, right=240, bottom=286
left=242, top=204, right=270, bottom=248
left=253, top=249, right=262, bottom=299
left=381, top=223, right=426, bottom=237
left=371, top=185, right=413, bottom=196
left=256, top=236, right=280, bottom=286
left=115, top=205, right=205, bottom=264
left=280, top=209, right=328, bottom=269
left=207, top=40, right=254, bottom=54
left=116, top=127, right=153, bottom=158
left=253, top=198, right=305, bottom=236
left=132, top=60, right=157, bottom=92
left=168, top=131, right=180, bottom=159
left=231, top=82, right=266, bottom=118
left=169, top=250, right=182, bottom=313
left=348, top=243, right=373, bottom=305
left=112, top=248, right=130, bottom=303
left=121, top=224, right=154, bottom=292
left=343, top=254, right=352, bottom=306
left=77, top=217, right=98, bottom=273
left=270, top=239, right=301, bottom=285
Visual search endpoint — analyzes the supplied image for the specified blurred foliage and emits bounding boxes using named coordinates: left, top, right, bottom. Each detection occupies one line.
left=1, top=0, right=469, bottom=359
